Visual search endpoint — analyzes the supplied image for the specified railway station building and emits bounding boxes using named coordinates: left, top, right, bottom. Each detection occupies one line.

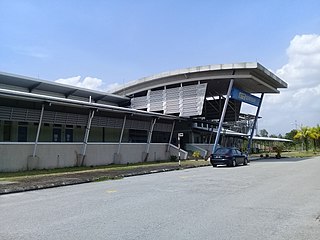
left=0, top=62, right=287, bottom=171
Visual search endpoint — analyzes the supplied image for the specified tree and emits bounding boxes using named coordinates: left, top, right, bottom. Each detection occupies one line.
left=259, top=129, right=268, bottom=137
left=285, top=129, right=298, bottom=140
left=294, top=126, right=312, bottom=151
left=309, top=125, right=320, bottom=151
left=284, top=129, right=299, bottom=150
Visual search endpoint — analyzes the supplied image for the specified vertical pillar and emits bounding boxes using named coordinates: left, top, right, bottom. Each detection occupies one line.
left=80, top=109, right=95, bottom=166
left=247, top=93, right=264, bottom=154
left=144, top=118, right=157, bottom=161
left=32, top=104, right=45, bottom=157
left=178, top=134, right=181, bottom=166
left=117, top=115, right=127, bottom=154
left=167, top=121, right=175, bottom=152
left=212, top=79, right=234, bottom=154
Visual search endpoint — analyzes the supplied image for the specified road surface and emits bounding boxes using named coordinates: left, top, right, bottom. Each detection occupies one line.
left=1, top=157, right=320, bottom=240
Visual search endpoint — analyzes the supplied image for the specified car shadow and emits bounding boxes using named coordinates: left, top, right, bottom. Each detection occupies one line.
left=251, top=157, right=310, bottom=163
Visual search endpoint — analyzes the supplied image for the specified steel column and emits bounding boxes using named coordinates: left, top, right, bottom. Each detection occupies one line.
left=146, top=118, right=157, bottom=155
left=80, top=109, right=95, bottom=165
left=212, top=79, right=234, bottom=154
left=32, top=104, right=45, bottom=157
left=117, top=115, right=127, bottom=154
left=247, top=93, right=264, bottom=154
left=167, top=120, right=175, bottom=152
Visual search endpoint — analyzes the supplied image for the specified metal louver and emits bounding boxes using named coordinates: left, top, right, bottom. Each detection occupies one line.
left=130, top=83, right=207, bottom=117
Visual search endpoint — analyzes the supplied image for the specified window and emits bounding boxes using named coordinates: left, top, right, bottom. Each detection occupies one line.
left=18, top=126, right=28, bottom=142
left=65, top=128, right=73, bottom=142
left=3, top=123, right=12, bottom=141
left=53, top=128, right=61, bottom=142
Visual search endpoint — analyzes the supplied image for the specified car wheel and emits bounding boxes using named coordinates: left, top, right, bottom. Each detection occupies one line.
left=212, top=164, right=217, bottom=167
left=243, top=158, right=248, bottom=165
left=230, top=159, right=236, bottom=167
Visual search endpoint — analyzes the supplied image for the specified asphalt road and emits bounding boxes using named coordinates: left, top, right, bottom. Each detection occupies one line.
left=1, top=157, right=320, bottom=240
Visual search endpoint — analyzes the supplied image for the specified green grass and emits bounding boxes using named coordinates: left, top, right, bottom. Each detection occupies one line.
left=280, top=151, right=320, bottom=158
left=251, top=151, right=320, bottom=158
left=0, top=159, right=209, bottom=181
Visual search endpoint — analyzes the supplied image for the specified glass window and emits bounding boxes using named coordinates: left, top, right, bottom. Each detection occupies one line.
left=53, top=128, right=61, bottom=142
left=3, top=123, right=12, bottom=141
left=215, top=148, right=230, bottom=154
left=18, top=126, right=28, bottom=142
left=65, top=128, right=73, bottom=142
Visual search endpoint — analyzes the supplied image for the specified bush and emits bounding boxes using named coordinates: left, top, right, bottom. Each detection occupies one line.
left=273, top=143, right=284, bottom=159
left=192, top=151, right=201, bottom=160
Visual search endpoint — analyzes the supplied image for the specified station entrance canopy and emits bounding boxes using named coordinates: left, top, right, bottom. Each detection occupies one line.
left=113, top=62, right=287, bottom=121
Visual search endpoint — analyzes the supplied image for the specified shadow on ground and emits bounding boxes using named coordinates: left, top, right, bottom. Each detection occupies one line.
left=252, top=157, right=310, bottom=163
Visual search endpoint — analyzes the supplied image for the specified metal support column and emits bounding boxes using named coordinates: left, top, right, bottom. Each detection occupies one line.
left=167, top=121, right=175, bottom=152
left=247, top=93, right=264, bottom=154
left=212, top=79, right=234, bottom=154
left=144, top=118, right=157, bottom=161
left=32, top=104, right=45, bottom=157
left=117, top=115, right=127, bottom=154
left=80, top=109, right=95, bottom=166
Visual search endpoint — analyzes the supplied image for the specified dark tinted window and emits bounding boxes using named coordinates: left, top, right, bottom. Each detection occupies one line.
left=215, top=148, right=230, bottom=154
left=18, top=126, right=28, bottom=142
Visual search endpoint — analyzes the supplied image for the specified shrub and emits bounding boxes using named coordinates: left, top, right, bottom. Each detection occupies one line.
left=273, top=143, right=284, bottom=159
left=192, top=151, right=201, bottom=160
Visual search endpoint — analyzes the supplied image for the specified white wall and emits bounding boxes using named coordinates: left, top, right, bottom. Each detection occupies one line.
left=0, top=142, right=186, bottom=172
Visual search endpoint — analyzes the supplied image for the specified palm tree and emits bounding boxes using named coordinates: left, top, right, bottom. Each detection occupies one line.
left=310, top=125, right=320, bottom=152
left=294, top=126, right=312, bottom=151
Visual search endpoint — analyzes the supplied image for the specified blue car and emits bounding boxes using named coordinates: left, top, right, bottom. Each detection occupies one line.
left=210, top=147, right=248, bottom=167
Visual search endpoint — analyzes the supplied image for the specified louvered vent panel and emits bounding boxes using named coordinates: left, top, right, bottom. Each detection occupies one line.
left=75, top=115, right=88, bottom=126
left=154, top=122, right=172, bottom=132
left=43, top=111, right=55, bottom=123
left=66, top=113, right=81, bottom=125
left=131, top=96, right=147, bottom=109
left=0, top=106, right=13, bottom=120
left=11, top=108, right=27, bottom=120
left=166, top=88, right=180, bottom=114
left=91, top=116, right=100, bottom=127
left=180, top=83, right=207, bottom=117
left=106, top=117, right=123, bottom=128
left=125, top=119, right=150, bottom=130
left=149, top=89, right=163, bottom=111
left=54, top=112, right=67, bottom=124
left=25, top=109, right=41, bottom=122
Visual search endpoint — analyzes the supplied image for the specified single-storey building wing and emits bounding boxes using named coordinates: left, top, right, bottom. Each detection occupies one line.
left=0, top=62, right=287, bottom=171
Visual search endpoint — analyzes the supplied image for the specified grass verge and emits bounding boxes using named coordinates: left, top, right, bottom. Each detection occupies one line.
left=0, top=160, right=209, bottom=181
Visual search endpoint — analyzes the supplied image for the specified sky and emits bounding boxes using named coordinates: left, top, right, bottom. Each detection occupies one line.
left=0, top=0, right=319, bottom=135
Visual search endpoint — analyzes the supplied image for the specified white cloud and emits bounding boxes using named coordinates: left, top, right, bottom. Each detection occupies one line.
left=55, top=76, right=103, bottom=91
left=55, top=76, right=122, bottom=93
left=258, top=34, right=320, bottom=135
left=276, top=34, right=320, bottom=89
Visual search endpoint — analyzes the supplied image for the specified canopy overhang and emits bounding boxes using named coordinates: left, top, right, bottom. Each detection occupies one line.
left=112, top=62, right=287, bottom=96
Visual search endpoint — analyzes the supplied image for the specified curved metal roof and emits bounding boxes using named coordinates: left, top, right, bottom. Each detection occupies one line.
left=112, top=62, right=287, bottom=96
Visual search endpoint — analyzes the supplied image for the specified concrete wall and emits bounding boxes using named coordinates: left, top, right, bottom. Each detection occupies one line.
left=0, top=143, right=33, bottom=171
left=0, top=142, right=186, bottom=172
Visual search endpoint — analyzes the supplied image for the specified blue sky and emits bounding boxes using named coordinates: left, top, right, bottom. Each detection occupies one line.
left=1, top=0, right=320, bottom=134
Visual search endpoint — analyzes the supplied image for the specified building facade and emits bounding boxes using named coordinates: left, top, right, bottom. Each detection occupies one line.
left=0, top=62, right=287, bottom=171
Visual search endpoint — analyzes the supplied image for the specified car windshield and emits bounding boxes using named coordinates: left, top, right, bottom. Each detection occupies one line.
left=214, top=148, right=231, bottom=155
